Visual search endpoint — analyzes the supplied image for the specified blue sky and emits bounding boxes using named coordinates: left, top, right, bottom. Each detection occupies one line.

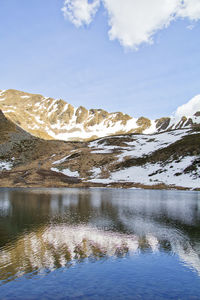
left=0, top=0, right=200, bottom=118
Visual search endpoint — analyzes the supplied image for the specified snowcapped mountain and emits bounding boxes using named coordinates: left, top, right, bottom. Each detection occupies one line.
left=0, top=108, right=199, bottom=190
left=0, top=89, right=199, bottom=141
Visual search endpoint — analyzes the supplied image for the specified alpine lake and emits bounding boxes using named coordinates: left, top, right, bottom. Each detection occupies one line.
left=0, top=188, right=200, bottom=299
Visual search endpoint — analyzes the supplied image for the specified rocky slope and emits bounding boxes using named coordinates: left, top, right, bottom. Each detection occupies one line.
left=0, top=110, right=199, bottom=190
left=0, top=109, right=84, bottom=184
left=0, top=89, right=200, bottom=141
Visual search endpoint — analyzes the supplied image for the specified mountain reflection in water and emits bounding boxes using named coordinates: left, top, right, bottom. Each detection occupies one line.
left=0, top=188, right=200, bottom=286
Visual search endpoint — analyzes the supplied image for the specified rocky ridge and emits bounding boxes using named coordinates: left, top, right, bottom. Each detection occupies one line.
left=0, top=89, right=199, bottom=141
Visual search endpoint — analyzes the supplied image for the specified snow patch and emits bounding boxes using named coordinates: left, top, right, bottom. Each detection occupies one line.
left=51, top=167, right=79, bottom=177
left=35, top=115, right=44, bottom=125
left=91, top=167, right=101, bottom=177
left=3, top=110, right=16, bottom=113
left=143, top=120, right=157, bottom=134
left=0, top=161, right=13, bottom=171
left=0, top=90, right=5, bottom=97
left=52, top=154, right=72, bottom=165
left=20, top=95, right=30, bottom=99
left=91, top=148, right=115, bottom=154
left=47, top=100, right=59, bottom=117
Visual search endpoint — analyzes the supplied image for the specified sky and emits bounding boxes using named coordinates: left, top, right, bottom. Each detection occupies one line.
left=0, top=0, right=200, bottom=119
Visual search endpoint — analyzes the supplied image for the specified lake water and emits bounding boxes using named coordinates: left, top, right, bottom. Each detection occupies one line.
left=0, top=188, right=200, bottom=299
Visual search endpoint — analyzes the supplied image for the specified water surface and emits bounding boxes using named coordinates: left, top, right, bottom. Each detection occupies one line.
left=0, top=188, right=200, bottom=299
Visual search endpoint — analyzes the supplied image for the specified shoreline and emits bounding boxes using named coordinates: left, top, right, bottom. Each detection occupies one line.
left=0, top=181, right=199, bottom=191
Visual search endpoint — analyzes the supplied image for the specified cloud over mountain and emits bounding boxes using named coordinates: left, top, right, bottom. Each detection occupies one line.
left=62, top=0, right=200, bottom=49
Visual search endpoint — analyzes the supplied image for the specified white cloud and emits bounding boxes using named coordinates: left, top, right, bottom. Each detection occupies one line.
left=174, top=95, right=200, bottom=117
left=102, top=0, right=180, bottom=49
left=62, top=0, right=200, bottom=49
left=62, top=0, right=100, bottom=27
left=177, top=0, right=200, bottom=20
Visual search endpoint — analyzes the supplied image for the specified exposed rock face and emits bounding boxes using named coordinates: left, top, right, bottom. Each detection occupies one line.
left=0, top=109, right=8, bottom=122
left=0, top=109, right=32, bottom=145
left=0, top=89, right=200, bottom=141
left=194, top=111, right=200, bottom=117
left=135, top=117, right=151, bottom=133
left=0, top=109, right=36, bottom=165
left=155, top=117, right=171, bottom=131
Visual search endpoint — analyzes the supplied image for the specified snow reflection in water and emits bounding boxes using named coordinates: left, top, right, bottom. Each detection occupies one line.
left=0, top=188, right=200, bottom=285
left=0, top=223, right=200, bottom=284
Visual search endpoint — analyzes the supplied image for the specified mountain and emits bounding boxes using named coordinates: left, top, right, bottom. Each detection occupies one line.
left=0, top=109, right=199, bottom=190
left=0, top=89, right=199, bottom=190
left=0, top=89, right=200, bottom=141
